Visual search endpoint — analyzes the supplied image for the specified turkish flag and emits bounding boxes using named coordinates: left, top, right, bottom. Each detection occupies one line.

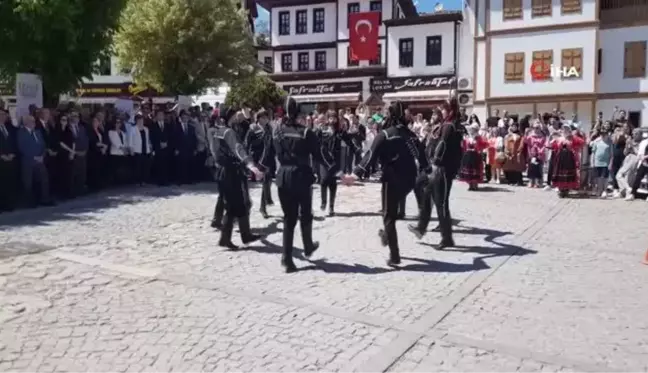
left=349, top=11, right=380, bottom=61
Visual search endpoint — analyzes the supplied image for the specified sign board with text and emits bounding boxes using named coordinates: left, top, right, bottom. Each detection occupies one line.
left=75, top=82, right=173, bottom=98
left=370, top=75, right=456, bottom=93
left=282, top=81, right=363, bottom=96
left=15, top=73, right=43, bottom=119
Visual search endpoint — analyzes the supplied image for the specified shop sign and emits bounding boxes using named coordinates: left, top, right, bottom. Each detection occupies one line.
left=75, top=82, right=172, bottom=98
left=370, top=75, right=456, bottom=93
left=283, top=81, right=363, bottom=95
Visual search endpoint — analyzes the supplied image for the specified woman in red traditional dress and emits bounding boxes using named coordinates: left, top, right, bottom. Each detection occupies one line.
left=458, top=123, right=489, bottom=191
left=549, top=124, right=586, bottom=198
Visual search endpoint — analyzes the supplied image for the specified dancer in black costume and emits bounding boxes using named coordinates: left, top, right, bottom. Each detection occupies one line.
left=273, top=97, right=325, bottom=273
left=245, top=109, right=275, bottom=219
left=409, top=97, right=463, bottom=249
left=317, top=111, right=360, bottom=216
left=210, top=112, right=227, bottom=229
left=341, top=102, right=428, bottom=266
left=211, top=106, right=264, bottom=249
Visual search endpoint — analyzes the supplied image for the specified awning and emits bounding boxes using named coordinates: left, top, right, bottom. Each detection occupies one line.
left=382, top=90, right=450, bottom=102
left=292, top=93, right=359, bottom=103
left=59, top=96, right=175, bottom=104
left=192, top=95, right=226, bottom=105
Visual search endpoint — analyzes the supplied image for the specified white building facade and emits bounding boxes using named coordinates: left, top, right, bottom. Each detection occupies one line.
left=257, top=0, right=418, bottom=112
left=466, top=0, right=648, bottom=128
left=376, top=11, right=472, bottom=115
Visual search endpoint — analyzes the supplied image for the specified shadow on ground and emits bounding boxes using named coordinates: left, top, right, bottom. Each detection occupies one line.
left=240, top=220, right=536, bottom=275
left=0, top=182, right=239, bottom=228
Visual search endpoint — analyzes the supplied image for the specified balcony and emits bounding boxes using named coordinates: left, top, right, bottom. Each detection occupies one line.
left=600, top=0, right=648, bottom=27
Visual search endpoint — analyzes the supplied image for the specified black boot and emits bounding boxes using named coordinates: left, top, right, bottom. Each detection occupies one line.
left=300, top=217, right=319, bottom=258
left=387, top=246, right=401, bottom=267
left=397, top=198, right=406, bottom=220
left=320, top=185, right=327, bottom=211
left=239, top=215, right=262, bottom=244
left=211, top=195, right=224, bottom=229
left=218, top=214, right=238, bottom=250
left=281, top=221, right=297, bottom=273
left=328, top=185, right=336, bottom=217
left=259, top=197, right=269, bottom=219
left=407, top=224, right=425, bottom=239
left=385, top=220, right=401, bottom=266
left=433, top=239, right=455, bottom=250
left=377, top=229, right=388, bottom=246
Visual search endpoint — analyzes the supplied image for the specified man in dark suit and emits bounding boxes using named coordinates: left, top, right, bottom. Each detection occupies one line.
left=0, top=109, right=18, bottom=211
left=149, top=109, right=174, bottom=186
left=17, top=115, right=53, bottom=206
left=172, top=110, right=197, bottom=184
left=67, top=110, right=89, bottom=196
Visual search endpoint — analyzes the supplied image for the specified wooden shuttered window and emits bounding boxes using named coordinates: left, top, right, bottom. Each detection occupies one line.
left=532, top=50, right=553, bottom=81
left=561, top=0, right=582, bottom=14
left=532, top=0, right=552, bottom=17
left=624, top=41, right=647, bottom=78
left=503, top=0, right=523, bottom=19
left=561, top=48, right=583, bottom=79
left=505, top=52, right=525, bottom=82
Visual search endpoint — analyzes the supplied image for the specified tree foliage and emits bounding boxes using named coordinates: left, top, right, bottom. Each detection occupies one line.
left=225, top=75, right=285, bottom=110
left=0, top=0, right=127, bottom=105
left=114, top=0, right=256, bottom=96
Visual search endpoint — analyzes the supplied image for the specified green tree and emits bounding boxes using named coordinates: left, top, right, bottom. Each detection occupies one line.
left=225, top=75, right=285, bottom=110
left=0, top=0, right=127, bottom=105
left=114, top=0, right=256, bottom=96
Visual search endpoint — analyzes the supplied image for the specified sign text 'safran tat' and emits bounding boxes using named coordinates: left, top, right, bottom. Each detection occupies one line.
left=370, top=75, right=456, bottom=93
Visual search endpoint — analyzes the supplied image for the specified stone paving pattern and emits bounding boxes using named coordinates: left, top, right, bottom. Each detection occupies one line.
left=1, top=181, right=647, bottom=372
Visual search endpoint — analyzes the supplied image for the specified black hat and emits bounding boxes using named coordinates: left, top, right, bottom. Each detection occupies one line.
left=219, top=106, right=237, bottom=123
left=388, top=101, right=406, bottom=121
left=283, top=96, right=298, bottom=119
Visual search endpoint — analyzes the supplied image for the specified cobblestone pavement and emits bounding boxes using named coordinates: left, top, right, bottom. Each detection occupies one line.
left=0, top=181, right=647, bottom=372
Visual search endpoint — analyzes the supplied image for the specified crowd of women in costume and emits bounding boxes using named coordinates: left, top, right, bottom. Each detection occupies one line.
left=419, top=108, right=648, bottom=200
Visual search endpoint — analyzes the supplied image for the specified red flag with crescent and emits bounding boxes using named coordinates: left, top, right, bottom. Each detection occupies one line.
left=349, top=11, right=380, bottom=61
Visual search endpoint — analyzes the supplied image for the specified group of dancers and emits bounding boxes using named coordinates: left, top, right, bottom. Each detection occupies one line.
left=208, top=95, right=463, bottom=273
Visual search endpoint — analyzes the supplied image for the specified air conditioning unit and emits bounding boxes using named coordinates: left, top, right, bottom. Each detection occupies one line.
left=458, top=93, right=473, bottom=106
left=457, top=77, right=473, bottom=91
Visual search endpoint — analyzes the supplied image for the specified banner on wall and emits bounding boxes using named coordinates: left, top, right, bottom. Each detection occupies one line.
left=15, top=73, right=43, bottom=119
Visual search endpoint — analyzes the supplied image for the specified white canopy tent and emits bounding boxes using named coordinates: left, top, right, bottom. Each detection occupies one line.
left=192, top=85, right=229, bottom=107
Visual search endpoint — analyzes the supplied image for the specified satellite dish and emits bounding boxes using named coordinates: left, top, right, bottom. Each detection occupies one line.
left=434, top=2, right=444, bottom=11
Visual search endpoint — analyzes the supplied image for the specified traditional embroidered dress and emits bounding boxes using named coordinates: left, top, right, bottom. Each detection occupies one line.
left=525, top=134, right=547, bottom=180
left=458, top=135, right=488, bottom=183
left=550, top=135, right=585, bottom=190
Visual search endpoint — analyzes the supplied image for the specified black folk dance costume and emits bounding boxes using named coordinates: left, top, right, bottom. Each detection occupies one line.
left=245, top=120, right=276, bottom=218
left=317, top=125, right=359, bottom=216
left=209, top=118, right=226, bottom=229
left=273, top=97, right=325, bottom=273
left=409, top=100, right=463, bottom=249
left=351, top=103, right=428, bottom=266
left=414, top=123, right=441, bottom=218
left=210, top=115, right=262, bottom=249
